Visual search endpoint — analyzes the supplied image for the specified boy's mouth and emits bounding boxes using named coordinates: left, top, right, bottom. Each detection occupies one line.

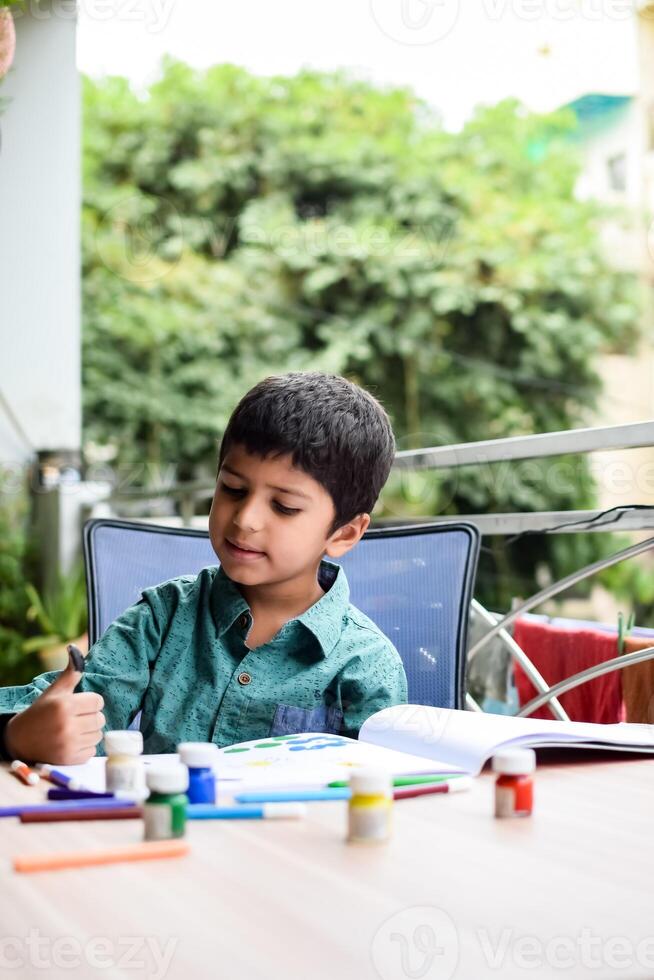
left=224, top=538, right=266, bottom=562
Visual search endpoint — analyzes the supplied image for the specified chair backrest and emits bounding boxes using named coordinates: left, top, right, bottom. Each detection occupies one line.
left=83, top=518, right=479, bottom=709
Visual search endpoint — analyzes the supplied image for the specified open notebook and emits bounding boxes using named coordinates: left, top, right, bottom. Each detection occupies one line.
left=56, top=706, right=654, bottom=793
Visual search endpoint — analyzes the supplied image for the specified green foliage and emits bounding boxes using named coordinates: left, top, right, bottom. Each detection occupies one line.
left=81, top=61, right=641, bottom=607
left=22, top=564, right=88, bottom=654
left=0, top=487, right=39, bottom=685
left=600, top=545, right=654, bottom=626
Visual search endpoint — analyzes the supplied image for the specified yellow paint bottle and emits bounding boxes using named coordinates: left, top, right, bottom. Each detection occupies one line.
left=347, top=768, right=392, bottom=844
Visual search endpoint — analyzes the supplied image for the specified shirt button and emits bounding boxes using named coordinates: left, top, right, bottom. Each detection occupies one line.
left=238, top=614, right=249, bottom=629
left=238, top=672, right=252, bottom=686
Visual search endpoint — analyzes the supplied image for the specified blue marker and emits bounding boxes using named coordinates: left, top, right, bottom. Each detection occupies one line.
left=186, top=803, right=306, bottom=820
left=0, top=798, right=138, bottom=818
left=234, top=788, right=351, bottom=803
left=34, top=764, right=91, bottom=792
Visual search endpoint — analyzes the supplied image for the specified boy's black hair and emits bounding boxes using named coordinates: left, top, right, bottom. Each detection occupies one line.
left=218, top=372, right=396, bottom=531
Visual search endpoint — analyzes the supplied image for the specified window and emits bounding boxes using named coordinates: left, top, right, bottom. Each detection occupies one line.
left=607, top=153, right=627, bottom=193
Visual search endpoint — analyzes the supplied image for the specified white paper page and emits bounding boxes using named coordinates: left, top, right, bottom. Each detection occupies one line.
left=55, top=736, right=464, bottom=793
left=360, top=706, right=654, bottom=775
left=210, top=732, right=463, bottom=789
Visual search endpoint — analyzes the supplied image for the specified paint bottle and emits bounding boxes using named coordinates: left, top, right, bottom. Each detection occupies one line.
left=177, top=742, right=218, bottom=804
left=104, top=731, right=148, bottom=801
left=347, top=768, right=392, bottom=844
left=143, top=765, right=189, bottom=842
left=492, top=749, right=535, bottom=818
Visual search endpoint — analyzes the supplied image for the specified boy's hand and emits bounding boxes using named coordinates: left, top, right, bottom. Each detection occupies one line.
left=4, top=654, right=105, bottom=765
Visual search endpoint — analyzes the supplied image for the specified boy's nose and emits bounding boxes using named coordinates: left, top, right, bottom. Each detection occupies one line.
left=233, top=498, right=263, bottom=532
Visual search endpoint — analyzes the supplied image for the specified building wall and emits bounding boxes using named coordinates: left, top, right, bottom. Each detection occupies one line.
left=574, top=101, right=644, bottom=212
left=0, top=3, right=81, bottom=469
left=566, top=33, right=654, bottom=515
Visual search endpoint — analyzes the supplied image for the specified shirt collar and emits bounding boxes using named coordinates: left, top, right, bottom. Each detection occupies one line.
left=210, top=559, right=349, bottom=658
left=296, top=559, right=349, bottom=658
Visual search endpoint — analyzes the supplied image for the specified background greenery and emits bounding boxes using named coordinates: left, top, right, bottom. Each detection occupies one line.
left=0, top=60, right=646, bottom=684
left=0, top=486, right=40, bottom=684
left=81, top=60, right=641, bottom=609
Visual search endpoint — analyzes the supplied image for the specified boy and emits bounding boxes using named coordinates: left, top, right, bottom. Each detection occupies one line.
left=0, top=372, right=408, bottom=764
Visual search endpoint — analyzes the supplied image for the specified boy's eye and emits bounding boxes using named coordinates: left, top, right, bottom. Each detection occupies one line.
left=273, top=501, right=301, bottom=516
left=220, top=482, right=245, bottom=497
left=220, top=482, right=299, bottom=515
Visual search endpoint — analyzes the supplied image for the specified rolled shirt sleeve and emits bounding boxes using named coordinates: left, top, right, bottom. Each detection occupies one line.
left=0, top=586, right=171, bottom=752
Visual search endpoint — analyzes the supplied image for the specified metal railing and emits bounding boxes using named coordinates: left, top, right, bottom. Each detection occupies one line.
left=392, top=419, right=654, bottom=717
left=104, top=418, right=654, bottom=529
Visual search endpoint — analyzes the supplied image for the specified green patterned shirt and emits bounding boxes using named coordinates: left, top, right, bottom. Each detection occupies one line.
left=0, top=561, right=408, bottom=753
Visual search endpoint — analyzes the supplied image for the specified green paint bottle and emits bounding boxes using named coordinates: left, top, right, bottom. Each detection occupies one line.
left=144, top=764, right=189, bottom=841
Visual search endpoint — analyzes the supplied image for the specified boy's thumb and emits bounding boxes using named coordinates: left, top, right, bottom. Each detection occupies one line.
left=42, top=645, right=85, bottom=697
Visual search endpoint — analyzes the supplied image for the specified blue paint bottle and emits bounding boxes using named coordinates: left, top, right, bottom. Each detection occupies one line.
left=178, top=743, right=218, bottom=804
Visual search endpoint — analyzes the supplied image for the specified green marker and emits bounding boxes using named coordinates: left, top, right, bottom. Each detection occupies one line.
left=327, top=773, right=466, bottom=789
left=392, top=773, right=467, bottom=787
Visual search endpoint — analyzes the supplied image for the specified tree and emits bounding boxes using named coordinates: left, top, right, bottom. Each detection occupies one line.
left=82, top=61, right=640, bottom=607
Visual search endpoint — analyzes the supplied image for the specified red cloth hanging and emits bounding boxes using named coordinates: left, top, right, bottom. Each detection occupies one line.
left=513, top=618, right=624, bottom=723
left=622, top=635, right=654, bottom=724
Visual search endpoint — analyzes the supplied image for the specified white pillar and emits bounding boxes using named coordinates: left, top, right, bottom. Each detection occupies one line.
left=0, top=0, right=81, bottom=466
left=0, top=1, right=81, bottom=588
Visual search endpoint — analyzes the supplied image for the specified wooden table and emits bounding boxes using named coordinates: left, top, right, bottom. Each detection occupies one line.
left=1, top=754, right=654, bottom=980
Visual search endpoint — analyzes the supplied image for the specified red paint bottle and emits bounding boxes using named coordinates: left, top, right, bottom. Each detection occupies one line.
left=492, top=749, right=535, bottom=818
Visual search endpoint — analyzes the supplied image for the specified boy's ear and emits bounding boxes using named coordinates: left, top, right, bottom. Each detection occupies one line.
left=324, top=514, right=370, bottom=559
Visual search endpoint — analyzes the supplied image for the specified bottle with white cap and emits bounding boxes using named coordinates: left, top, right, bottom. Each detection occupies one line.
left=104, top=730, right=148, bottom=801
left=144, top=764, right=189, bottom=841
left=177, top=742, right=218, bottom=804
left=492, top=748, right=536, bottom=818
left=347, top=768, right=393, bottom=844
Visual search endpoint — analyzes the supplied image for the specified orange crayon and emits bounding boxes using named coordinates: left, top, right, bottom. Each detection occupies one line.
left=13, top=839, right=189, bottom=873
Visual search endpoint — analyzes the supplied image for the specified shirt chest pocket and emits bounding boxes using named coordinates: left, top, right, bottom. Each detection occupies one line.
left=270, top=703, right=344, bottom=737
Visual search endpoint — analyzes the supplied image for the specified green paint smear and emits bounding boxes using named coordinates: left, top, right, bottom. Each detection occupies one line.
left=254, top=742, right=283, bottom=749
left=223, top=747, right=250, bottom=754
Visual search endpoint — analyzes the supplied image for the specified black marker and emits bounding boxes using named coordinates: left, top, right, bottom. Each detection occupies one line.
left=67, top=643, right=86, bottom=673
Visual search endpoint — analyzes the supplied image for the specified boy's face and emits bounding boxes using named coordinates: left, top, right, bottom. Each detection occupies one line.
left=209, top=444, right=368, bottom=593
